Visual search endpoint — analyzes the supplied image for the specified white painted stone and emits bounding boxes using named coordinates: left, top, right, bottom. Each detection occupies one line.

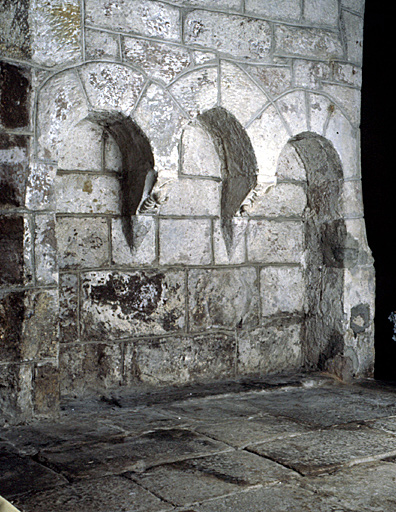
left=247, top=220, right=304, bottom=263
left=213, top=218, right=248, bottom=265
left=274, top=25, right=343, bottom=59
left=111, top=216, right=156, bottom=266
left=260, top=266, right=305, bottom=316
left=159, top=177, right=221, bottom=216
left=169, top=67, right=218, bottom=118
left=55, top=174, right=120, bottom=215
left=303, top=0, right=339, bottom=26
left=123, top=37, right=192, bottom=84
left=85, top=0, right=181, bottom=42
left=220, top=62, right=267, bottom=126
left=275, top=91, right=308, bottom=136
left=78, top=63, right=146, bottom=116
left=184, top=11, right=271, bottom=60
left=159, top=218, right=211, bottom=265
left=245, top=0, right=301, bottom=21
left=180, top=122, right=222, bottom=178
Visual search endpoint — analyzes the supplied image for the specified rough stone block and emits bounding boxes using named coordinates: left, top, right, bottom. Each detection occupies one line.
left=57, top=120, right=104, bottom=171
left=274, top=25, right=343, bottom=59
left=184, top=11, right=271, bottom=60
left=276, top=142, right=306, bottom=181
left=124, top=37, right=191, bottom=84
left=303, top=0, right=339, bottom=25
left=293, top=60, right=332, bottom=89
left=188, top=267, right=259, bottom=331
left=124, top=332, right=236, bottom=386
left=60, top=342, right=123, bottom=396
left=111, top=216, right=156, bottom=266
left=237, top=319, right=303, bottom=375
left=0, top=290, right=25, bottom=363
left=260, top=266, right=305, bottom=316
left=323, top=83, right=361, bottom=127
left=342, top=9, right=364, bottom=64
left=213, top=218, right=247, bottom=265
left=25, top=162, right=57, bottom=211
left=59, top=272, right=79, bottom=342
left=275, top=90, right=309, bottom=135
left=0, top=363, right=33, bottom=425
left=171, top=0, right=240, bottom=7
left=332, top=62, right=362, bottom=87
left=342, top=179, right=364, bottom=217
left=85, top=0, right=181, bottom=41
left=55, top=173, right=120, bottom=214
left=85, top=28, right=120, bottom=60
left=159, top=218, right=212, bottom=265
left=180, top=122, right=221, bottom=178
left=56, top=217, right=110, bottom=269
left=0, top=133, right=29, bottom=208
left=245, top=0, right=301, bottom=20
left=242, top=64, right=292, bottom=98
left=33, top=362, right=60, bottom=416
left=34, top=214, right=58, bottom=285
left=0, top=216, right=25, bottom=286
left=245, top=182, right=306, bottom=217
left=80, top=270, right=186, bottom=340
left=247, top=220, right=304, bottom=263
left=159, top=178, right=221, bottom=216
left=0, top=2, right=31, bottom=59
left=308, top=92, right=335, bottom=136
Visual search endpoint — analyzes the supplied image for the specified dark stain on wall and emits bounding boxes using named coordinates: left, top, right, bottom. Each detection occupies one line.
left=0, top=216, right=25, bottom=286
left=0, top=63, right=30, bottom=129
left=0, top=291, right=25, bottom=362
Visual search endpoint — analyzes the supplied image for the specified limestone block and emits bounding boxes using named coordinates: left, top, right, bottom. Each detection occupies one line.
left=78, top=63, right=146, bottom=115
left=0, top=216, right=25, bottom=286
left=247, top=220, right=304, bottom=263
left=322, top=84, right=361, bottom=127
left=169, top=67, right=218, bottom=118
left=332, top=63, right=362, bottom=88
left=193, top=50, right=217, bottom=65
left=57, top=216, right=109, bottom=269
left=245, top=183, right=306, bottom=217
left=0, top=1, right=30, bottom=59
left=294, top=60, right=332, bottom=89
left=124, top=332, right=236, bottom=386
left=275, top=91, right=308, bottom=135
left=247, top=104, right=289, bottom=181
left=0, top=134, right=29, bottom=208
left=0, top=290, right=26, bottom=363
left=104, top=133, right=122, bottom=172
left=60, top=342, right=123, bottom=396
left=188, top=267, right=259, bottom=330
left=85, top=29, right=120, bottom=60
left=260, top=266, right=305, bottom=316
left=303, top=0, right=339, bottom=26
left=242, top=65, right=292, bottom=98
left=245, top=0, right=300, bottom=20
left=133, top=84, right=187, bottom=179
left=325, top=110, right=360, bottom=179
left=34, top=214, right=58, bottom=285
left=213, top=218, right=247, bottom=265
left=57, top=120, right=104, bottom=171
left=37, top=72, right=89, bottom=161
left=237, top=320, right=303, bottom=375
left=308, top=93, right=334, bottom=135
left=274, top=25, right=343, bottom=59
left=29, top=0, right=82, bottom=66
left=341, top=0, right=364, bottom=13
left=341, top=9, right=364, bottom=64
left=0, top=363, right=33, bottom=425
left=159, top=178, right=221, bottom=216
left=123, top=37, right=191, bottom=84
left=85, top=0, right=181, bottom=41
left=59, top=272, right=79, bottom=342
left=342, top=179, right=364, bottom=218
left=220, top=62, right=267, bottom=126
left=159, top=218, right=212, bottom=265
left=111, top=216, right=156, bottom=266
left=184, top=11, right=271, bottom=59
left=80, top=270, right=186, bottom=339
left=33, top=361, right=60, bottom=416
left=180, top=123, right=222, bottom=178
left=55, top=174, right=120, bottom=214
left=276, top=143, right=306, bottom=182
left=25, top=162, right=57, bottom=211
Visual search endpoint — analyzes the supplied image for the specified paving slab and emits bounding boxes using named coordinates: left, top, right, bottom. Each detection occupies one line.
left=240, top=385, right=396, bottom=426
left=10, top=475, right=173, bottom=512
left=129, top=450, right=299, bottom=507
left=195, top=414, right=313, bottom=448
left=36, top=428, right=232, bottom=480
left=248, top=424, right=396, bottom=475
left=301, top=461, right=396, bottom=512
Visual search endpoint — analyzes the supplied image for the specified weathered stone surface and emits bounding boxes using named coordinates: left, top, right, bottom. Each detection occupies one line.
left=188, top=267, right=259, bottom=331
left=0, top=290, right=26, bottom=362
left=26, top=162, right=57, bottom=211
left=0, top=216, right=24, bottom=286
left=60, top=342, right=123, bottom=396
left=85, top=0, right=181, bottom=41
left=242, top=64, right=292, bottom=97
left=0, top=363, right=33, bottom=425
left=260, top=266, right=305, bottom=316
left=323, top=84, right=361, bottom=127
left=159, top=218, right=212, bottom=265
left=111, top=216, right=156, bottom=266
left=247, top=220, right=304, bottom=263
left=55, top=173, right=120, bottom=214
left=294, top=59, right=332, bottom=89
left=11, top=476, right=173, bottom=512
left=276, top=90, right=309, bottom=135
left=184, top=11, right=271, bottom=59
left=0, top=134, right=29, bottom=208
left=34, top=214, right=58, bottom=285
left=307, top=92, right=335, bottom=136
left=130, top=450, right=297, bottom=506
left=0, top=1, right=31, bottom=59
left=303, top=0, right=339, bottom=25
left=180, top=122, right=222, bottom=178
left=56, top=217, right=109, bottom=269
left=124, top=333, right=236, bottom=386
left=0, top=63, right=30, bottom=129
left=274, top=25, right=343, bottom=59
left=171, top=0, right=240, bottom=7
left=237, top=319, right=303, bottom=375
left=342, top=179, right=364, bottom=217
left=276, top=142, right=306, bottom=181
left=85, top=28, right=119, bottom=60
left=80, top=270, right=186, bottom=339
left=33, top=362, right=60, bottom=416
left=250, top=425, right=396, bottom=475
left=342, top=9, right=364, bottom=64
left=245, top=182, right=306, bottom=217
left=245, top=0, right=301, bottom=20
left=59, top=272, right=78, bottom=342
left=124, top=37, right=192, bottom=83
left=333, top=62, right=362, bottom=88
left=159, top=177, right=221, bottom=216
left=213, top=218, right=247, bottom=265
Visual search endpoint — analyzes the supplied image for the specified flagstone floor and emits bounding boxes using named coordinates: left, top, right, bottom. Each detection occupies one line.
left=2, top=373, right=396, bottom=511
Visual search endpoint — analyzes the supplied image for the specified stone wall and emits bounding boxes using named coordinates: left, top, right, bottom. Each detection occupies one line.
left=0, top=0, right=374, bottom=424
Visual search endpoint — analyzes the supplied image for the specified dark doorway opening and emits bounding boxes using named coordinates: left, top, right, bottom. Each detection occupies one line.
left=361, top=1, right=394, bottom=380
